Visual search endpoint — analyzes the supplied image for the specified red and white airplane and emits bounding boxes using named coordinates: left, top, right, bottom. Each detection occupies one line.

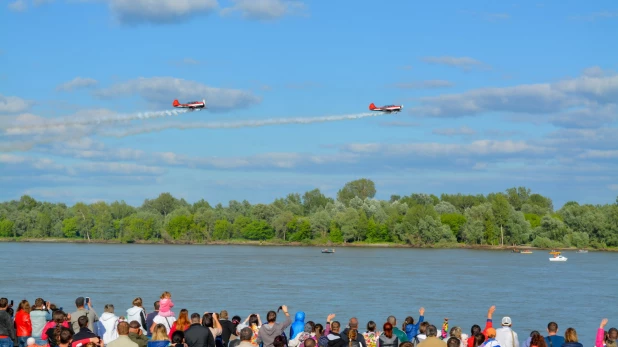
left=172, top=99, right=206, bottom=111
left=369, top=102, right=403, bottom=113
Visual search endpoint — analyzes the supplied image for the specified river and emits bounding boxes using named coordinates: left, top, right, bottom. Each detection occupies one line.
left=1, top=242, right=615, bottom=345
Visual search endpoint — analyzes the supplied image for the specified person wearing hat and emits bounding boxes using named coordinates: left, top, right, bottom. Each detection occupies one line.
left=495, top=317, right=519, bottom=347
left=128, top=321, right=147, bottom=347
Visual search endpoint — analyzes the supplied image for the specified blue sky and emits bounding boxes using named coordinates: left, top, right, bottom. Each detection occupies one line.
left=1, top=0, right=617, bottom=209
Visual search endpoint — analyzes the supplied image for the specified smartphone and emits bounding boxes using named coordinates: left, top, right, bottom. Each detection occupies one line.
left=10, top=300, right=13, bottom=306
left=85, top=297, right=90, bottom=305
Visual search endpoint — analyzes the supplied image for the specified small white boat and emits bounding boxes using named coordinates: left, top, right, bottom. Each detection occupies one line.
left=576, top=249, right=588, bottom=253
left=549, top=255, right=568, bottom=261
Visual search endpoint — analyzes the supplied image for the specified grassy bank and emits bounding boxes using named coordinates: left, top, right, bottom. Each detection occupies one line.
left=1, top=237, right=617, bottom=252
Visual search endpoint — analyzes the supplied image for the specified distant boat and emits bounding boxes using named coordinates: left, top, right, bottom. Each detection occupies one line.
left=512, top=249, right=520, bottom=253
left=521, top=250, right=533, bottom=254
left=549, top=250, right=561, bottom=255
left=576, top=249, right=588, bottom=253
left=549, top=255, right=568, bottom=262
left=321, top=249, right=335, bottom=253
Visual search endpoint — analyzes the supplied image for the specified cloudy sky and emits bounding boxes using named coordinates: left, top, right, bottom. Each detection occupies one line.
left=1, top=0, right=617, bottom=208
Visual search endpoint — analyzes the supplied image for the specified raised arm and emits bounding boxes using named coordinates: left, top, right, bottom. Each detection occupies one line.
left=597, top=319, right=608, bottom=347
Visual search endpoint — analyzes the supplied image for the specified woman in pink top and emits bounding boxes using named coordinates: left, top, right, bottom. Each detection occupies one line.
left=597, top=319, right=618, bottom=347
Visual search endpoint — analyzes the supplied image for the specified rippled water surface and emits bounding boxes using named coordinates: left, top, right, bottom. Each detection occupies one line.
left=2, top=243, right=616, bottom=345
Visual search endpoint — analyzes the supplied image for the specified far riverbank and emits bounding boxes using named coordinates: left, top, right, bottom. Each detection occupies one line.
left=1, top=237, right=616, bottom=252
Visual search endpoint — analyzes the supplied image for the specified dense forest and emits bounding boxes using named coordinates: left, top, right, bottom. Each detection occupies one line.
left=1, top=179, right=617, bottom=249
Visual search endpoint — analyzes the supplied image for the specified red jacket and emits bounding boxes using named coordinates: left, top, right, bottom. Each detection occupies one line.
left=467, top=320, right=493, bottom=347
left=15, top=310, right=33, bottom=337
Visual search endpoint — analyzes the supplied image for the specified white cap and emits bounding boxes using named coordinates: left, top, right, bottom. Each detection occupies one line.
left=502, top=317, right=512, bottom=325
left=27, top=338, right=35, bottom=346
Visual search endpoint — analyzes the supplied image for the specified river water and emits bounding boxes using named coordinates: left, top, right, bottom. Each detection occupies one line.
left=1, top=243, right=615, bottom=345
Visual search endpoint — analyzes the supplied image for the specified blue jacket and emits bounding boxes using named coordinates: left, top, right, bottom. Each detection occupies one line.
left=404, top=315, right=424, bottom=341
left=289, top=312, right=305, bottom=340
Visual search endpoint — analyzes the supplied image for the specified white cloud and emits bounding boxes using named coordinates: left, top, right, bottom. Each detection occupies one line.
left=421, top=56, right=489, bottom=70
left=432, top=126, right=477, bottom=136
left=56, top=77, right=98, bottom=91
left=220, top=0, right=306, bottom=20
left=412, top=67, right=618, bottom=120
left=94, top=77, right=261, bottom=111
left=390, top=80, right=454, bottom=89
left=8, top=0, right=27, bottom=11
left=0, top=94, right=34, bottom=114
left=108, top=0, right=219, bottom=25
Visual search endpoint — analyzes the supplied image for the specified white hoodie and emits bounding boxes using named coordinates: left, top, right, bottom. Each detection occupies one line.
left=126, top=306, right=147, bottom=335
left=99, top=312, right=119, bottom=345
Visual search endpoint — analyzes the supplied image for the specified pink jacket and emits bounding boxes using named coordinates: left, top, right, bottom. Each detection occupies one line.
left=596, top=328, right=605, bottom=347
left=159, top=298, right=174, bottom=313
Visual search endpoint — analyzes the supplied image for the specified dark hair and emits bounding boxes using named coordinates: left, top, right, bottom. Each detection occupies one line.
left=403, top=316, right=414, bottom=330
left=56, top=327, right=73, bottom=345
left=154, top=301, right=160, bottom=310
left=232, top=316, right=242, bottom=327
left=267, top=311, right=277, bottom=323
left=314, top=324, right=324, bottom=336
left=420, top=322, right=429, bottom=334
left=273, top=336, right=285, bottom=347
left=607, top=328, right=617, bottom=341
left=530, top=331, right=540, bottom=338
left=240, top=327, right=253, bottom=341
left=367, top=321, right=376, bottom=332
left=471, top=325, right=481, bottom=335
left=531, top=334, right=547, bottom=347
left=249, top=314, right=259, bottom=326
left=473, top=333, right=485, bottom=347
left=75, top=297, right=84, bottom=307
left=172, top=331, right=185, bottom=344
left=548, top=322, right=558, bottom=333
left=202, top=313, right=213, bottom=328
left=447, top=337, right=460, bottom=347
left=426, top=325, right=438, bottom=337
left=78, top=315, right=89, bottom=327
left=0, top=298, right=7, bottom=309
left=383, top=323, right=393, bottom=339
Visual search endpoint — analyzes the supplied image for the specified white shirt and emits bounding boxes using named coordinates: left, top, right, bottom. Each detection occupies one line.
left=153, top=315, right=176, bottom=334
left=495, top=327, right=519, bottom=347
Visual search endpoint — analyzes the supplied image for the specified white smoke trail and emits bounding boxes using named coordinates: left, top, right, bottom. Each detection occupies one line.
left=2, top=108, right=190, bottom=135
left=99, top=111, right=395, bottom=138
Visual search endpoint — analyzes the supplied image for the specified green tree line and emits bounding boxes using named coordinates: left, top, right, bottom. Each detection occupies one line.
left=1, top=179, right=617, bottom=249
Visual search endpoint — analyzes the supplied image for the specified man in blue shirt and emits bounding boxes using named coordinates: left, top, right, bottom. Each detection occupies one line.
left=545, top=322, right=565, bottom=347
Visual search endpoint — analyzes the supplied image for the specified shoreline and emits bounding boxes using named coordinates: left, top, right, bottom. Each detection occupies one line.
left=1, top=237, right=616, bottom=252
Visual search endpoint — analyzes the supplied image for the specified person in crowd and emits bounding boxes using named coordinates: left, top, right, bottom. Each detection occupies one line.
left=480, top=329, right=498, bottom=347
left=445, top=326, right=467, bottom=347
left=341, top=318, right=366, bottom=347
left=471, top=334, right=485, bottom=347
left=562, top=328, right=582, bottom=347
left=523, top=331, right=540, bottom=347
left=218, top=311, right=237, bottom=347
left=151, top=310, right=177, bottom=336
left=418, top=325, right=445, bottom=347
left=70, top=298, right=98, bottom=334
left=128, top=321, right=147, bottom=347
left=169, top=310, right=191, bottom=339
left=158, top=293, right=175, bottom=318
left=290, top=313, right=306, bottom=341
left=544, top=323, right=563, bottom=347
left=385, top=317, right=406, bottom=343
left=272, top=336, right=285, bottom=347
left=148, top=324, right=171, bottom=347
left=324, top=321, right=343, bottom=347
left=107, top=322, right=137, bottom=347
left=73, top=316, right=97, bottom=344
left=237, top=328, right=254, bottom=347
left=597, top=319, right=618, bottom=347
left=43, top=310, right=72, bottom=347
left=416, top=322, right=430, bottom=344
left=530, top=334, right=546, bottom=347
left=289, top=324, right=313, bottom=347
left=495, top=318, right=518, bottom=347
left=146, top=302, right=160, bottom=339
left=0, top=298, right=17, bottom=347
left=126, top=299, right=148, bottom=336
left=257, top=306, right=292, bottom=347
left=236, top=315, right=261, bottom=346
left=201, top=313, right=222, bottom=343
left=361, top=321, right=379, bottom=347
left=377, top=323, right=398, bottom=347
left=403, top=308, right=425, bottom=343
left=100, top=304, right=120, bottom=345
left=30, top=299, right=52, bottom=346
left=171, top=331, right=186, bottom=347
left=448, top=338, right=461, bottom=347
left=468, top=306, right=495, bottom=347
left=184, top=313, right=215, bottom=347
left=15, top=300, right=33, bottom=347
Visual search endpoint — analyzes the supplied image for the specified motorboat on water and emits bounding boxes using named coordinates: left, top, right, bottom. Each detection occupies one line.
left=521, top=250, right=533, bottom=254
left=321, top=248, right=335, bottom=253
left=549, top=255, right=568, bottom=261
left=576, top=249, right=588, bottom=253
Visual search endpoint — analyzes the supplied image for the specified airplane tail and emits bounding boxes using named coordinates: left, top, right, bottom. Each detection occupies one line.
left=173, top=99, right=179, bottom=107
left=369, top=103, right=376, bottom=110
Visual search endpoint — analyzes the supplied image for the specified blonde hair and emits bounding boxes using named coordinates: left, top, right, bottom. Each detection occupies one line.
left=152, top=324, right=170, bottom=341
left=160, top=291, right=171, bottom=299
left=450, top=327, right=462, bottom=339
left=565, top=328, right=578, bottom=343
left=348, top=330, right=357, bottom=347
left=133, top=297, right=143, bottom=307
